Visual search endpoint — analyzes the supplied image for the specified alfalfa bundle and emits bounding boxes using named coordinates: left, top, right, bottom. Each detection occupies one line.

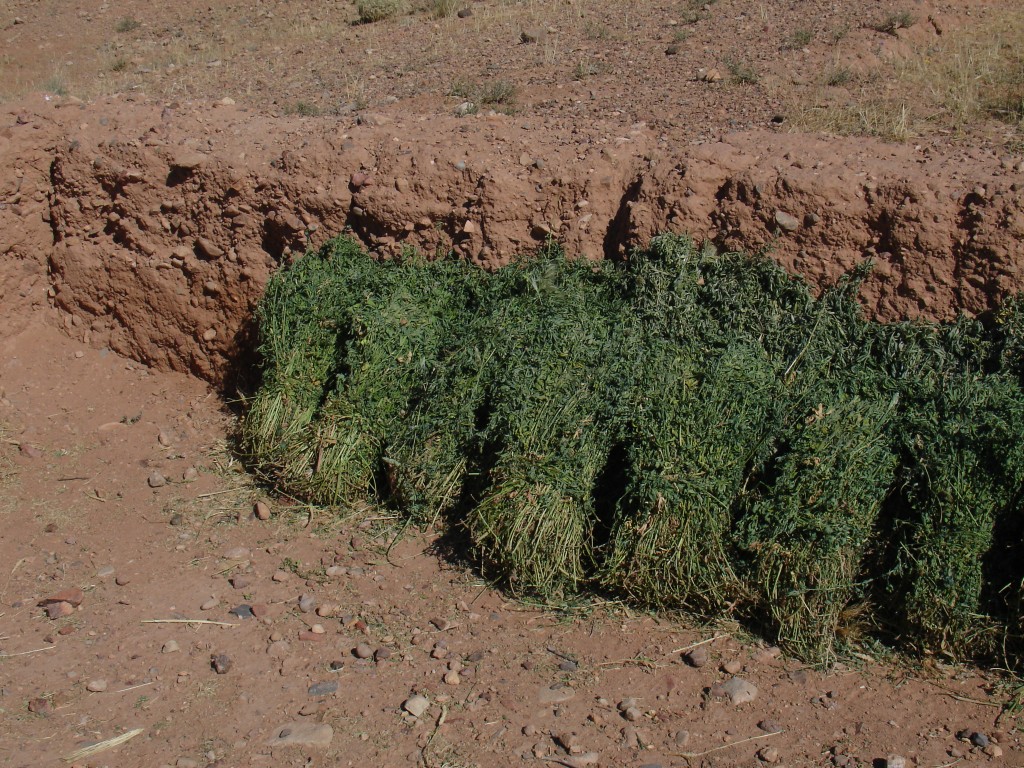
left=600, top=235, right=813, bottom=614
left=467, top=247, right=625, bottom=597
left=378, top=264, right=496, bottom=524
left=289, top=254, right=479, bottom=506
left=241, top=236, right=382, bottom=489
left=874, top=318, right=1024, bottom=658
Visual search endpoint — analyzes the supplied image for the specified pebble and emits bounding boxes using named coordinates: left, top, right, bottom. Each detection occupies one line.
left=299, top=702, right=320, bottom=716
left=272, top=570, right=290, bottom=582
left=267, top=640, right=290, bottom=657
left=157, top=429, right=173, bottom=447
left=298, top=594, right=316, bottom=613
left=520, top=28, right=546, bottom=44
left=46, top=601, right=74, bottom=619
left=230, top=605, right=254, bottom=620
left=443, top=671, right=461, bottom=685
left=223, top=546, right=249, bottom=560
left=162, top=640, right=180, bottom=654
left=266, top=722, right=334, bottom=748
left=200, top=596, right=219, bottom=611
left=230, top=576, right=252, bottom=590
left=457, top=7, right=472, bottom=17
left=774, top=209, right=801, bottom=232
left=720, top=676, right=758, bottom=705
left=254, top=501, right=271, bottom=520
left=758, top=718, right=783, bottom=733
left=211, top=654, right=233, bottom=674
left=115, top=575, right=131, bottom=586
left=403, top=694, right=430, bottom=718
left=722, top=659, right=742, bottom=674
left=307, top=681, right=338, bottom=697
left=354, top=643, right=373, bottom=659
left=148, top=471, right=167, bottom=488
left=623, top=706, right=642, bottom=722
left=182, top=466, right=199, bottom=482
left=96, top=565, right=116, bottom=578
left=40, top=588, right=85, bottom=608
left=760, top=746, right=780, bottom=763
left=316, top=604, right=336, bottom=618
left=375, top=647, right=392, bottom=662
left=970, top=732, right=990, bottom=748
left=310, top=624, right=326, bottom=634
left=538, top=684, right=576, bottom=704
left=86, top=679, right=108, bottom=692
left=683, top=646, right=708, bottom=667
left=28, top=697, right=53, bottom=715
left=885, top=756, right=906, bottom=768
left=984, top=745, right=1003, bottom=758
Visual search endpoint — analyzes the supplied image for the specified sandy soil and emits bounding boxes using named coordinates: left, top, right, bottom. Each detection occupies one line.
left=1, top=0, right=1024, bottom=765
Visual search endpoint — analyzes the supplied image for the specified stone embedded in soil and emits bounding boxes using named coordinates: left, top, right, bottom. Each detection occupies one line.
left=211, top=654, right=233, bottom=674
left=885, top=756, right=906, bottom=768
left=354, top=643, right=373, bottom=659
left=374, top=647, right=392, bottom=662
left=28, top=697, right=52, bottom=715
left=254, top=501, right=271, bottom=520
left=443, top=671, right=461, bottom=686
left=272, top=570, right=290, bottom=582
left=719, top=676, right=758, bottom=705
left=683, top=645, right=708, bottom=667
left=39, top=588, right=84, bottom=607
left=162, top=639, right=180, bottom=653
left=147, top=471, right=167, bottom=488
left=182, top=466, right=199, bottom=482
left=774, top=209, right=801, bottom=232
left=969, top=732, right=990, bottom=748
left=195, top=237, right=224, bottom=259
left=266, top=722, right=334, bottom=748
left=759, top=746, right=780, bottom=763
left=223, top=546, right=249, bottom=560
left=721, top=659, right=742, bottom=674
left=403, top=694, right=430, bottom=718
left=298, top=594, right=316, bottom=613
left=622, top=706, right=642, bottom=722
left=114, top=574, right=131, bottom=586
left=86, top=679, right=107, bottom=692
left=538, top=684, right=576, bottom=705
left=200, top=596, right=219, bottom=611
left=45, top=601, right=74, bottom=619
left=230, top=605, right=254, bottom=620
left=758, top=718, right=783, bottom=733
left=19, top=443, right=43, bottom=458
left=307, top=680, right=338, bottom=697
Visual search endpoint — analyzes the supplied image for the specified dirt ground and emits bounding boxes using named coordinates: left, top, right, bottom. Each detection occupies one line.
left=1, top=0, right=1024, bottom=765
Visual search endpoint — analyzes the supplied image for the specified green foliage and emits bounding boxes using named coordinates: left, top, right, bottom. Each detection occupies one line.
left=243, top=233, right=1024, bottom=666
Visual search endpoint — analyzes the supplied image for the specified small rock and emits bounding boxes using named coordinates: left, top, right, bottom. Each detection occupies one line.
left=455, top=101, right=476, bottom=117
left=211, top=654, right=232, bottom=674
left=171, top=150, right=206, bottom=172
left=298, top=594, right=316, bottom=613
left=297, top=630, right=325, bottom=642
left=774, top=209, right=801, bottom=232
left=40, top=588, right=84, bottom=607
left=443, top=671, right=461, bottom=685
left=520, top=28, right=546, bottom=44
left=46, top=601, right=74, bottom=619
left=200, top=597, right=219, bottom=611
left=182, top=466, right=199, bottom=482
left=354, top=643, right=373, bottom=659
left=970, top=732, right=990, bottom=748
left=272, top=570, right=290, bottom=582
left=158, top=429, right=173, bottom=447
left=375, top=647, right=392, bottom=662
left=147, top=471, right=167, bottom=488
left=760, top=746, right=780, bottom=763
left=539, top=684, right=576, bottom=704
left=403, top=694, right=430, bottom=718
left=223, top=546, right=249, bottom=560
left=623, top=706, right=642, bottom=722
left=984, top=745, right=1003, bottom=758
left=19, top=443, right=43, bottom=459
left=308, top=680, right=338, bottom=697
left=230, top=576, right=252, bottom=590
left=114, top=575, right=131, bottom=586
left=683, top=646, right=708, bottom=667
left=674, top=730, right=690, bottom=746
left=266, top=722, right=334, bottom=748
left=699, top=68, right=723, bottom=83
left=254, top=501, right=271, bottom=520
left=310, top=624, right=326, bottom=634
left=162, top=639, right=180, bottom=653
left=885, top=756, right=907, bottom=768
left=86, top=680, right=108, bottom=693
left=299, top=702, right=321, bottom=716
left=720, top=677, right=758, bottom=705
left=758, top=718, right=783, bottom=733
left=722, top=659, right=742, bottom=674
left=267, top=640, right=291, bottom=657
left=315, top=604, right=336, bottom=618
left=28, top=697, right=53, bottom=715
left=195, top=237, right=224, bottom=259
left=230, top=605, right=254, bottom=620
left=457, top=7, right=472, bottom=17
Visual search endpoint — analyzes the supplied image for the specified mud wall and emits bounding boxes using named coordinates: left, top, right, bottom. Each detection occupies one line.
left=2, top=98, right=1022, bottom=388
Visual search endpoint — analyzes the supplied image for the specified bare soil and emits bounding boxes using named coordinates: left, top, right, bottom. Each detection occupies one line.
left=1, top=0, right=1024, bottom=765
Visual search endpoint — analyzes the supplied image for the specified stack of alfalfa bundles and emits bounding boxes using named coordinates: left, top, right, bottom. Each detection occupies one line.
left=241, top=236, right=478, bottom=508
left=465, top=246, right=625, bottom=598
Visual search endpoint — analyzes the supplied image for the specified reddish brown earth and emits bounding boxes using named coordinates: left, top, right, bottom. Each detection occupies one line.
left=2, top=0, right=1024, bottom=765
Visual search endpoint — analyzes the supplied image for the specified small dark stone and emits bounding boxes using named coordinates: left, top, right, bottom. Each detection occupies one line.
left=329, top=660, right=345, bottom=671
left=683, top=645, right=708, bottom=667
left=467, top=650, right=485, bottom=663
left=665, top=44, right=680, bottom=55
left=229, top=605, right=254, bottom=620
left=457, top=7, right=472, bottom=17
left=211, top=654, right=232, bottom=674
left=558, top=661, right=578, bottom=672
left=970, top=732, right=990, bottom=748
left=169, top=513, right=184, bottom=526
left=308, top=681, right=339, bottom=697
left=374, top=647, right=392, bottom=662
left=758, top=719, right=784, bottom=733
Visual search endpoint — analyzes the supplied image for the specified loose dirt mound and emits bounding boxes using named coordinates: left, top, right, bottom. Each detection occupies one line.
left=1, top=97, right=1020, bottom=387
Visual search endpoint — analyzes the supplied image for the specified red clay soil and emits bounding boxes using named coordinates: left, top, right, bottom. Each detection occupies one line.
left=2, top=0, right=1024, bottom=765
